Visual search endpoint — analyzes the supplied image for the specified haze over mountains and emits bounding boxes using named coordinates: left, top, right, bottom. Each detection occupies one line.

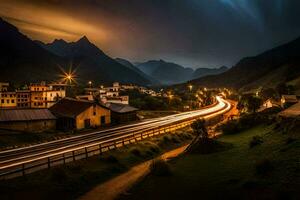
left=2, top=16, right=300, bottom=91
left=190, top=35, right=300, bottom=91
left=37, top=37, right=156, bottom=86
left=0, top=17, right=153, bottom=86
left=136, top=60, right=228, bottom=85
left=0, top=18, right=229, bottom=86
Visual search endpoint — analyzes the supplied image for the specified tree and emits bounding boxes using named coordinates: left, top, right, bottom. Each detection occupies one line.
left=276, top=83, right=287, bottom=96
left=237, top=94, right=262, bottom=113
left=247, top=96, right=262, bottom=113
left=191, top=119, right=208, bottom=140
left=259, top=88, right=277, bottom=101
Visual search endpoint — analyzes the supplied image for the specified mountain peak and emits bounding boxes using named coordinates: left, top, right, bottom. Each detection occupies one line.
left=77, top=36, right=90, bottom=43
left=52, top=38, right=67, bottom=44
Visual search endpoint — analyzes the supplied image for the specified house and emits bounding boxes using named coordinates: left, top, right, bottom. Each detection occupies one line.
left=102, top=96, right=129, bottom=105
left=0, top=91, right=17, bottom=108
left=262, top=98, right=281, bottom=109
left=281, top=95, right=298, bottom=107
left=0, top=82, right=9, bottom=92
left=106, top=103, right=138, bottom=124
left=16, top=90, right=31, bottom=108
left=278, top=102, right=300, bottom=118
left=0, top=109, right=56, bottom=132
left=76, top=95, right=94, bottom=101
left=50, top=98, right=111, bottom=130
left=84, top=82, right=129, bottom=105
left=30, top=82, right=66, bottom=108
left=0, top=82, right=66, bottom=109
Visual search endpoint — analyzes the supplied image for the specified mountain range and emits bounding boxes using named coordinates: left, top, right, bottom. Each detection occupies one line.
left=0, top=17, right=151, bottom=86
left=0, top=17, right=229, bottom=87
left=190, top=36, right=300, bottom=92
left=36, top=37, right=153, bottom=86
left=136, top=60, right=228, bottom=85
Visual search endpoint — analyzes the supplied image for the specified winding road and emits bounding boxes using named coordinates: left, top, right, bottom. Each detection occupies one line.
left=0, top=96, right=231, bottom=177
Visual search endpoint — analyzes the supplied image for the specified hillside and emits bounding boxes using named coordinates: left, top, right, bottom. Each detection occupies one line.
left=0, top=18, right=65, bottom=85
left=120, top=124, right=300, bottom=199
left=115, top=58, right=159, bottom=85
left=191, top=36, right=300, bottom=90
left=136, top=60, right=228, bottom=85
left=136, top=60, right=194, bottom=85
left=0, top=18, right=152, bottom=86
left=37, top=37, right=152, bottom=86
left=192, top=66, right=228, bottom=79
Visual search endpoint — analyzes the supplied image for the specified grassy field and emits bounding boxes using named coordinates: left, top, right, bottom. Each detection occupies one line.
left=119, top=124, right=300, bottom=200
left=0, top=128, right=194, bottom=200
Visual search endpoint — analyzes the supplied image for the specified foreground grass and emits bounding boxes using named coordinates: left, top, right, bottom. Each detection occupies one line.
left=0, top=129, right=194, bottom=200
left=120, top=125, right=300, bottom=200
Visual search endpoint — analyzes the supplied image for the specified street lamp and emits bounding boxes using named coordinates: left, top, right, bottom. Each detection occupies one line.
left=88, top=81, right=92, bottom=88
left=188, top=85, right=193, bottom=91
left=65, top=74, right=73, bottom=84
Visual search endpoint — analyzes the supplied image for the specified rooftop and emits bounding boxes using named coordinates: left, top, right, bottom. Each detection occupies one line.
left=106, top=103, right=138, bottom=113
left=50, top=98, right=109, bottom=118
left=279, top=102, right=300, bottom=118
left=0, top=109, right=56, bottom=122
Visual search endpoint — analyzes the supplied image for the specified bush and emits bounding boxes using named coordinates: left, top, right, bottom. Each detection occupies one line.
left=255, top=159, right=273, bottom=176
left=148, top=144, right=160, bottom=153
left=249, top=136, right=263, bottom=148
left=129, top=147, right=142, bottom=157
left=150, top=159, right=172, bottom=176
left=171, top=135, right=181, bottom=143
left=219, top=113, right=271, bottom=135
left=162, top=135, right=172, bottom=144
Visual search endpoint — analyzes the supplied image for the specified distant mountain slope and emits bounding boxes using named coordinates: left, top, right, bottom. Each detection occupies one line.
left=115, top=58, right=160, bottom=85
left=136, top=60, right=194, bottom=85
left=192, top=66, right=228, bottom=79
left=191, top=36, right=300, bottom=90
left=0, top=17, right=64, bottom=84
left=136, top=59, right=229, bottom=85
left=38, top=37, right=152, bottom=86
left=0, top=17, right=152, bottom=86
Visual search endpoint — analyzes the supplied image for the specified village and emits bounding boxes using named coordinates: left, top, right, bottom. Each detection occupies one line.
left=0, top=81, right=160, bottom=133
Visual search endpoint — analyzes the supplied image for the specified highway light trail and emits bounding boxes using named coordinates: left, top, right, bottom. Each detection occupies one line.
left=0, top=96, right=231, bottom=177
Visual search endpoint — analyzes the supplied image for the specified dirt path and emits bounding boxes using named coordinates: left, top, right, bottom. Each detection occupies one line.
left=79, top=145, right=189, bottom=200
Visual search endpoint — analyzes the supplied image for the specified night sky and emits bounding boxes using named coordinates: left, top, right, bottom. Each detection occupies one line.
left=1, top=0, right=300, bottom=69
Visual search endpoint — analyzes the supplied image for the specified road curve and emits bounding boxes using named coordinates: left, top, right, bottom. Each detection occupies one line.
left=0, top=96, right=231, bottom=171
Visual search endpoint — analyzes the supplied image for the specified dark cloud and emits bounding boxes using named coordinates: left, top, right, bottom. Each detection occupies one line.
left=1, top=0, right=300, bottom=68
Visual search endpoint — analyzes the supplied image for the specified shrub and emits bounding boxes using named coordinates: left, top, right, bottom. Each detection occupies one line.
left=171, top=135, right=181, bottom=143
left=249, top=136, right=263, bottom=148
left=150, top=158, right=172, bottom=176
left=191, top=119, right=208, bottom=139
left=162, top=135, right=172, bottom=144
left=148, top=144, right=160, bottom=153
left=218, top=120, right=239, bottom=135
left=255, top=159, right=273, bottom=176
left=129, top=147, right=142, bottom=157
left=220, top=113, right=271, bottom=135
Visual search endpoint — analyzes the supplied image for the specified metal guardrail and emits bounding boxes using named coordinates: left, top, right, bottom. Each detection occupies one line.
left=0, top=100, right=231, bottom=180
